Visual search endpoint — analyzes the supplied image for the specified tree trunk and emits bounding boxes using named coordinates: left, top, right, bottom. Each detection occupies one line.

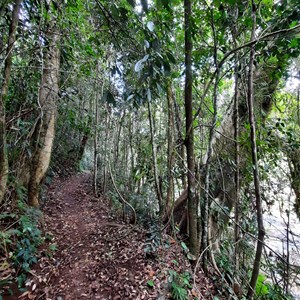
left=78, top=133, right=89, bottom=162
left=174, top=98, right=186, bottom=189
left=202, top=13, right=220, bottom=269
left=289, top=149, right=300, bottom=217
left=203, top=70, right=220, bottom=270
left=93, top=77, right=101, bottom=195
left=128, top=115, right=135, bottom=191
left=184, top=0, right=198, bottom=257
left=0, top=0, right=22, bottom=203
left=147, top=98, right=163, bottom=214
left=114, top=113, right=124, bottom=167
left=247, top=2, right=265, bottom=297
left=166, top=80, right=175, bottom=212
left=28, top=16, right=60, bottom=207
left=103, top=106, right=109, bottom=193
left=232, top=7, right=240, bottom=274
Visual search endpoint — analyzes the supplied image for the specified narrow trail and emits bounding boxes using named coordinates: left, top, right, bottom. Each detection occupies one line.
left=7, top=172, right=215, bottom=300
left=23, top=172, right=153, bottom=300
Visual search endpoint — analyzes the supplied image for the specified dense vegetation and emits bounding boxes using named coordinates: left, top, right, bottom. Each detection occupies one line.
left=1, top=0, right=300, bottom=299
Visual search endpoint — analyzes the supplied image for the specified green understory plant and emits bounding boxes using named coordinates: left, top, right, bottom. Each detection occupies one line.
left=0, top=199, right=43, bottom=291
left=255, top=274, right=293, bottom=300
left=168, top=269, right=192, bottom=300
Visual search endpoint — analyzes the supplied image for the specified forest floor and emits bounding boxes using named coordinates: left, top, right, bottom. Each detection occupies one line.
left=3, top=172, right=219, bottom=300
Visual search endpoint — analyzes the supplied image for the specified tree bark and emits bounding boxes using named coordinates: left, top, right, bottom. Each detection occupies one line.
left=147, top=98, right=163, bottom=214
left=0, top=0, right=22, bottom=203
left=184, top=0, right=198, bottom=257
left=103, top=105, right=109, bottom=193
left=247, top=1, right=265, bottom=297
left=93, top=76, right=101, bottom=196
left=232, top=6, right=240, bottom=274
left=289, top=148, right=300, bottom=217
left=166, top=80, right=175, bottom=212
left=202, top=11, right=219, bottom=269
left=28, top=15, right=60, bottom=207
left=174, top=98, right=186, bottom=189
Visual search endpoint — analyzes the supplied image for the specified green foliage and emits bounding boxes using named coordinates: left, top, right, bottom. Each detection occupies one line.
left=255, top=274, right=294, bottom=300
left=147, top=279, right=155, bottom=287
left=168, top=270, right=192, bottom=300
left=255, top=274, right=269, bottom=296
left=0, top=200, right=43, bottom=289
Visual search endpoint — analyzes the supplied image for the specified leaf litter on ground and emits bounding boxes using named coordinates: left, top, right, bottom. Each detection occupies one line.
left=2, top=172, right=221, bottom=300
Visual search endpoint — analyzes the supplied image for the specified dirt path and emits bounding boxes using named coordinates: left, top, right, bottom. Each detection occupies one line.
left=5, top=172, right=216, bottom=300
left=22, top=172, right=153, bottom=299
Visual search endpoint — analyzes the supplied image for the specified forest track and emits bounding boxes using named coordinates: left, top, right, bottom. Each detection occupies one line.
left=4, top=172, right=216, bottom=300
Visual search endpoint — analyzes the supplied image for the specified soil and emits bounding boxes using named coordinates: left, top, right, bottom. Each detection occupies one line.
left=2, top=172, right=218, bottom=300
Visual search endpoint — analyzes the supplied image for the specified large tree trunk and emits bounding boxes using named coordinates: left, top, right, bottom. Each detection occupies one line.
left=28, top=17, right=60, bottom=207
left=184, top=0, right=198, bottom=257
left=0, top=0, right=22, bottom=203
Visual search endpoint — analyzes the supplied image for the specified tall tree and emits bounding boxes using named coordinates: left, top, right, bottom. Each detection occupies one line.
left=184, top=0, right=198, bottom=257
left=147, top=97, right=163, bottom=214
left=28, top=4, right=61, bottom=207
left=246, top=2, right=265, bottom=297
left=166, top=80, right=175, bottom=212
left=0, top=0, right=22, bottom=203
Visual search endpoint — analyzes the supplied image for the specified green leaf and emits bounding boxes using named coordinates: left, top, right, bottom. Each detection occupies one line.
left=256, top=274, right=269, bottom=296
left=187, top=253, right=197, bottom=261
left=111, top=4, right=120, bottom=19
left=268, top=55, right=278, bottom=64
left=126, top=0, right=135, bottom=7
left=49, top=243, right=57, bottom=251
left=147, top=280, right=155, bottom=287
left=261, top=0, right=272, bottom=7
left=289, top=20, right=298, bottom=28
left=290, top=38, right=298, bottom=48
left=244, top=17, right=252, bottom=28
left=159, top=0, right=170, bottom=10
left=166, top=51, right=176, bottom=64
left=171, top=259, right=179, bottom=266
left=181, top=241, right=188, bottom=252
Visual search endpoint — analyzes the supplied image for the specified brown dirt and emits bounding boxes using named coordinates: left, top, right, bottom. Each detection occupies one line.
left=2, top=172, right=218, bottom=300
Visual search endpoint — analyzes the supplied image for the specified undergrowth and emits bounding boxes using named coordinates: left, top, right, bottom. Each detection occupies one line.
left=0, top=199, right=44, bottom=296
left=168, top=269, right=192, bottom=300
